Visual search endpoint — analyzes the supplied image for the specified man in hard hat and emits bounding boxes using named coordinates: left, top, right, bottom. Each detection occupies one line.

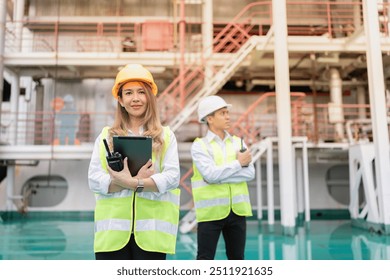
left=191, top=95, right=254, bottom=260
left=58, top=94, right=79, bottom=145
left=88, top=64, right=180, bottom=260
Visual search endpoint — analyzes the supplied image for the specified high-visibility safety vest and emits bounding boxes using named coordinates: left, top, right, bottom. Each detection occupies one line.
left=94, top=126, right=180, bottom=254
left=191, top=136, right=252, bottom=223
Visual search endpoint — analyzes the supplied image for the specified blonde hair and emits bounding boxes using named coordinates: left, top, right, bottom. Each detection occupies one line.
left=108, top=82, right=164, bottom=156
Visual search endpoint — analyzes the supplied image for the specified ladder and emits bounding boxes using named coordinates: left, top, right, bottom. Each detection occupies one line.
left=169, top=35, right=264, bottom=132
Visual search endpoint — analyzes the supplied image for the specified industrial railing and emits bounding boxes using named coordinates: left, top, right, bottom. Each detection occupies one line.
left=1, top=99, right=389, bottom=146
left=4, top=1, right=377, bottom=54
left=2, top=1, right=390, bottom=146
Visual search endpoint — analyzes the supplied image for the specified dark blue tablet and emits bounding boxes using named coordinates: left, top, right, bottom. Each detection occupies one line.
left=113, top=136, right=152, bottom=176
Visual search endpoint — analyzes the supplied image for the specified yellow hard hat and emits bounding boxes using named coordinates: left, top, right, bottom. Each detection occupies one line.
left=111, top=64, right=158, bottom=98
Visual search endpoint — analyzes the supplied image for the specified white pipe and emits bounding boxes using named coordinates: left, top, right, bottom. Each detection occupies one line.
left=0, top=0, right=7, bottom=128
left=266, top=139, right=274, bottom=225
left=272, top=0, right=295, bottom=231
left=292, top=138, right=310, bottom=223
left=6, top=166, right=16, bottom=211
left=362, top=0, right=390, bottom=229
left=329, top=68, right=345, bottom=141
left=302, top=138, right=310, bottom=222
left=329, top=69, right=343, bottom=106
left=10, top=72, right=20, bottom=145
left=295, top=155, right=304, bottom=215
left=291, top=145, right=297, bottom=219
left=251, top=79, right=367, bottom=87
left=202, top=0, right=213, bottom=87
left=387, top=0, right=390, bottom=38
left=14, top=0, right=25, bottom=52
left=353, top=1, right=362, bottom=30
left=356, top=86, right=367, bottom=119
left=349, top=146, right=363, bottom=219
left=255, top=158, right=262, bottom=220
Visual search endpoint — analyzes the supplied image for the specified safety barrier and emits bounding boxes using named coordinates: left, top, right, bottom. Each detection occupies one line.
left=0, top=101, right=389, bottom=146
left=4, top=2, right=376, bottom=54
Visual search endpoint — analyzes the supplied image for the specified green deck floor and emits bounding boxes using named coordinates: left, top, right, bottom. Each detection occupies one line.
left=1, top=216, right=389, bottom=260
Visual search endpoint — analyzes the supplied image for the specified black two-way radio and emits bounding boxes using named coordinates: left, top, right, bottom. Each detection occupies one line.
left=103, top=138, right=124, bottom=172
left=240, top=137, right=247, bottom=153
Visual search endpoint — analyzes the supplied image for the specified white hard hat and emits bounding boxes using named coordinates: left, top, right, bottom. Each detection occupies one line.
left=197, top=95, right=232, bottom=123
left=63, top=94, right=74, bottom=103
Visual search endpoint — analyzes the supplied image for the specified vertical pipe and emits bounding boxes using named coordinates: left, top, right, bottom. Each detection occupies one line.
left=179, top=0, right=185, bottom=108
left=202, top=0, right=213, bottom=87
left=266, top=139, right=274, bottom=225
left=302, top=139, right=310, bottom=222
left=173, top=0, right=177, bottom=49
left=6, top=166, right=15, bottom=211
left=353, top=0, right=362, bottom=30
left=329, top=68, right=345, bottom=141
left=10, top=72, right=19, bottom=145
left=356, top=85, right=367, bottom=119
left=387, top=0, right=390, bottom=37
left=0, top=0, right=7, bottom=130
left=272, top=0, right=296, bottom=233
left=362, top=0, right=390, bottom=232
left=326, top=2, right=332, bottom=38
left=255, top=158, right=262, bottom=220
left=348, top=148, right=358, bottom=219
left=295, top=154, right=304, bottom=217
left=291, top=143, right=297, bottom=219
left=310, top=54, right=319, bottom=143
left=14, top=0, right=25, bottom=52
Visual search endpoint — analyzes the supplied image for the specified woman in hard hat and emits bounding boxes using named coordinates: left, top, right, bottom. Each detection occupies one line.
left=191, top=95, right=254, bottom=260
left=88, top=64, right=180, bottom=260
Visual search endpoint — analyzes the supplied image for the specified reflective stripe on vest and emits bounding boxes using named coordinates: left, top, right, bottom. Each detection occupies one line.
left=191, top=136, right=252, bottom=222
left=136, top=219, right=178, bottom=236
left=95, top=126, right=180, bottom=254
left=195, top=197, right=230, bottom=209
left=95, top=218, right=132, bottom=232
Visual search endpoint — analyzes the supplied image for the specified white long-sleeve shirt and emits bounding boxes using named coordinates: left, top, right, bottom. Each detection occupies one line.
left=190, top=130, right=255, bottom=184
left=88, top=127, right=180, bottom=199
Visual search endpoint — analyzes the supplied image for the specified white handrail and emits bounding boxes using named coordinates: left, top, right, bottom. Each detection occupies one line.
left=169, top=35, right=264, bottom=132
left=251, top=136, right=310, bottom=225
left=345, top=117, right=390, bottom=144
